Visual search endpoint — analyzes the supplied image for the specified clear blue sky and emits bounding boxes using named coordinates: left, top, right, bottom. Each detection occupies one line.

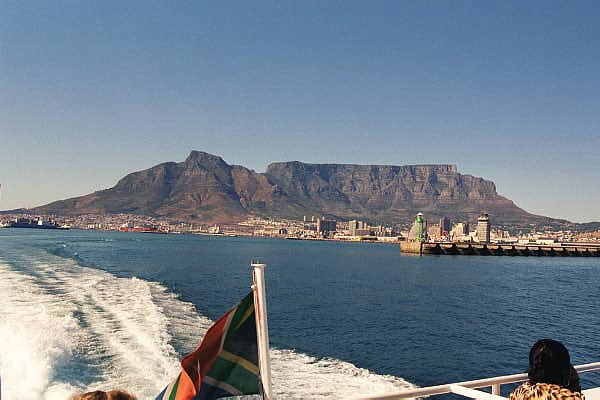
left=1, top=1, right=598, bottom=222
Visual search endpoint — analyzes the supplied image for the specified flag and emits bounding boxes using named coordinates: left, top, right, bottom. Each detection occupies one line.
left=157, top=292, right=259, bottom=400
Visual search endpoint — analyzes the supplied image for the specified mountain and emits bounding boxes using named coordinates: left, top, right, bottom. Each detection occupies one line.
left=33, top=151, right=566, bottom=226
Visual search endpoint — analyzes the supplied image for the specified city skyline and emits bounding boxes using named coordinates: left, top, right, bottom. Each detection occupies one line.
left=1, top=1, right=599, bottom=222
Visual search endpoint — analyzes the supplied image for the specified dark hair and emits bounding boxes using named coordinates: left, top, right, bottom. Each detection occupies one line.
left=70, top=390, right=137, bottom=400
left=528, top=339, right=580, bottom=392
left=73, top=391, right=108, bottom=400
left=107, top=390, right=137, bottom=400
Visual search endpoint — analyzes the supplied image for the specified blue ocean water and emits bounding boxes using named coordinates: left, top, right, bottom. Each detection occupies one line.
left=0, top=229, right=599, bottom=399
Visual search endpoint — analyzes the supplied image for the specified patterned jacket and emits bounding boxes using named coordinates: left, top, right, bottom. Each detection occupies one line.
left=510, top=382, right=585, bottom=400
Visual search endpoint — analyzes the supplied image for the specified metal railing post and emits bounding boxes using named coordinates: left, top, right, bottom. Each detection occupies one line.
left=492, top=384, right=501, bottom=396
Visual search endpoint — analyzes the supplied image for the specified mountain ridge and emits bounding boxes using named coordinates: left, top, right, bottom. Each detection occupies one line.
left=32, top=150, right=568, bottom=227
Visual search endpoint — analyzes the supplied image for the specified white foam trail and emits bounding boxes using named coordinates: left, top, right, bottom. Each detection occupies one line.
left=270, top=349, right=414, bottom=399
left=0, top=254, right=208, bottom=400
left=0, top=250, right=414, bottom=400
left=0, top=261, right=81, bottom=400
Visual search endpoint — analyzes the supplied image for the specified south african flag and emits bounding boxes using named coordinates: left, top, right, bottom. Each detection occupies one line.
left=156, top=292, right=260, bottom=400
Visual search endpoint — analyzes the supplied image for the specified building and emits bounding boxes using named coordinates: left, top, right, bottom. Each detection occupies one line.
left=348, top=220, right=359, bottom=235
left=439, top=217, right=451, bottom=236
left=348, top=220, right=371, bottom=236
left=428, top=224, right=441, bottom=241
left=453, top=222, right=468, bottom=236
left=451, top=222, right=470, bottom=242
left=476, top=213, right=491, bottom=243
left=453, top=222, right=469, bottom=235
left=316, top=218, right=337, bottom=235
left=372, top=225, right=397, bottom=237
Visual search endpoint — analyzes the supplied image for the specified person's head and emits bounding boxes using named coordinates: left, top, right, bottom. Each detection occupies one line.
left=106, top=390, right=137, bottom=400
left=70, top=390, right=137, bottom=400
left=528, top=339, right=577, bottom=390
left=70, top=391, right=107, bottom=400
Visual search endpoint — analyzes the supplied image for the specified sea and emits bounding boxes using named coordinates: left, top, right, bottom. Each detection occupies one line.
left=0, top=229, right=599, bottom=400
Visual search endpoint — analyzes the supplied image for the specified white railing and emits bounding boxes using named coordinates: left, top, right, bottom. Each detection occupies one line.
left=355, top=362, right=600, bottom=400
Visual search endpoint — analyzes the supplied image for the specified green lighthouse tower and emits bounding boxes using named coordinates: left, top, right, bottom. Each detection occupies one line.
left=415, top=212, right=425, bottom=243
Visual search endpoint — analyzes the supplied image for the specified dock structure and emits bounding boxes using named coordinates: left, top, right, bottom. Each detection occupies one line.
left=400, top=241, right=600, bottom=257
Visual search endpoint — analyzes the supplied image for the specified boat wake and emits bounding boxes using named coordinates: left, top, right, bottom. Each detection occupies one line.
left=0, top=248, right=413, bottom=400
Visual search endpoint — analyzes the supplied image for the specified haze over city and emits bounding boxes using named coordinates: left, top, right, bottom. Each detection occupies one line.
left=1, top=1, right=599, bottom=222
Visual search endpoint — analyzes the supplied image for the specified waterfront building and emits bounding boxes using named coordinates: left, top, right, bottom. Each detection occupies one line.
left=372, top=225, right=397, bottom=237
left=336, top=220, right=349, bottom=231
left=428, top=224, right=441, bottom=241
left=316, top=218, right=337, bottom=235
left=348, top=220, right=358, bottom=235
left=476, top=213, right=491, bottom=243
left=439, top=217, right=451, bottom=236
left=451, top=222, right=470, bottom=242
left=349, top=220, right=370, bottom=236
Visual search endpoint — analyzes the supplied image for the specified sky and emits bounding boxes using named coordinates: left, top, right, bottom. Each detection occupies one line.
left=1, top=1, right=598, bottom=222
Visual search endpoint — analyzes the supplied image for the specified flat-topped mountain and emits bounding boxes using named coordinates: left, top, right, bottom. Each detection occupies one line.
left=34, top=151, right=564, bottom=226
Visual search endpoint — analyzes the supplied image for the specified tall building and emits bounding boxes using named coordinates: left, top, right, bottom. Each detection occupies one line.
left=439, top=217, right=451, bottom=236
left=428, top=224, right=442, bottom=241
left=316, top=218, right=337, bottom=234
left=452, top=222, right=469, bottom=235
left=476, top=213, right=490, bottom=243
left=450, top=222, right=470, bottom=242
left=348, top=220, right=359, bottom=236
left=348, top=220, right=371, bottom=236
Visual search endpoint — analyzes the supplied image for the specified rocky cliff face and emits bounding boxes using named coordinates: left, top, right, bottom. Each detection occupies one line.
left=264, top=162, right=530, bottom=223
left=35, top=150, right=549, bottom=225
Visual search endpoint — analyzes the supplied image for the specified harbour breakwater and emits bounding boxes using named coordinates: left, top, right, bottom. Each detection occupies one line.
left=400, top=241, right=600, bottom=256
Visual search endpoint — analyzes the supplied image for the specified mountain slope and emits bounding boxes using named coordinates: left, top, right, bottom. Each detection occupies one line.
left=34, top=151, right=563, bottom=226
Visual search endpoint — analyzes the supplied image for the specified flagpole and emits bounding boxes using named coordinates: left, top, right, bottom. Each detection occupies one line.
left=252, top=262, right=273, bottom=400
